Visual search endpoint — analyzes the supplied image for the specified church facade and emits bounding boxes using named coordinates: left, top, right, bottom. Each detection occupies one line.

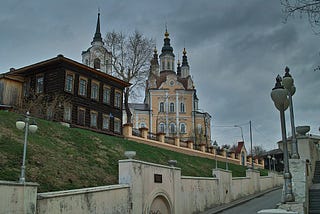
left=125, top=30, right=212, bottom=146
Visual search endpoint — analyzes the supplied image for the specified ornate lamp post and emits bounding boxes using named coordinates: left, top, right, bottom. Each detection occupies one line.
left=16, top=111, right=38, bottom=183
left=282, top=67, right=299, bottom=159
left=271, top=75, right=295, bottom=202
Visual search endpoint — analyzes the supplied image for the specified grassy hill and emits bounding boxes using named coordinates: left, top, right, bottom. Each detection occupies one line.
left=0, top=111, right=266, bottom=192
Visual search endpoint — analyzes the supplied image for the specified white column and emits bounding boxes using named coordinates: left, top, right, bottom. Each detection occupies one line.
left=176, top=92, right=179, bottom=136
left=165, top=91, right=169, bottom=136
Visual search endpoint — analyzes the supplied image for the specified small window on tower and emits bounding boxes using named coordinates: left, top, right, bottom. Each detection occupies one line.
left=94, top=58, right=101, bottom=69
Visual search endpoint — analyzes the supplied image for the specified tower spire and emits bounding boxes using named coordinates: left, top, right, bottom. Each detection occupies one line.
left=92, top=12, right=104, bottom=44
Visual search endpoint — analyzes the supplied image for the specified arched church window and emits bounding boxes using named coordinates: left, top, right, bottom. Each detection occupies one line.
left=159, top=102, right=164, bottom=112
left=94, top=58, right=101, bottom=69
left=180, top=123, right=186, bottom=133
left=169, top=103, right=174, bottom=112
left=159, top=123, right=165, bottom=133
left=180, top=103, right=185, bottom=113
left=169, top=123, right=176, bottom=134
left=167, top=61, right=170, bottom=70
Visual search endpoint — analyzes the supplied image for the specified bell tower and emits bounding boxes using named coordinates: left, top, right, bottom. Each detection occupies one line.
left=82, top=13, right=112, bottom=73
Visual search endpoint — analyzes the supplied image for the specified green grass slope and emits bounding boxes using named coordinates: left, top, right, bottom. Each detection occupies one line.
left=0, top=111, right=266, bottom=192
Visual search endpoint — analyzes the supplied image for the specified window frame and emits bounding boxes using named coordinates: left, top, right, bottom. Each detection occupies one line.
left=65, top=71, right=74, bottom=93
left=103, top=85, right=111, bottom=104
left=77, top=107, right=86, bottom=126
left=169, top=102, right=175, bottom=113
left=180, top=123, right=186, bottom=133
left=91, top=80, right=99, bottom=100
left=63, top=105, right=72, bottom=122
left=180, top=102, right=185, bottom=113
left=79, top=77, right=88, bottom=97
left=90, top=110, right=98, bottom=128
left=169, top=123, right=176, bottom=134
left=114, top=117, right=121, bottom=133
left=102, top=114, right=110, bottom=130
left=36, top=75, right=44, bottom=94
left=114, top=90, right=122, bottom=108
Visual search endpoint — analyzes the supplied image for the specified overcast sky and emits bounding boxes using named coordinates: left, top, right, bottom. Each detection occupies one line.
left=1, top=0, right=319, bottom=151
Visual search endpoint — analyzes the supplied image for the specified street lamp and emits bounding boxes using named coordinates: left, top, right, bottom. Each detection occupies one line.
left=16, top=111, right=38, bottom=183
left=267, top=155, right=271, bottom=171
left=282, top=66, right=299, bottom=159
left=212, top=141, right=218, bottom=169
left=271, top=75, right=295, bottom=202
left=234, top=125, right=244, bottom=142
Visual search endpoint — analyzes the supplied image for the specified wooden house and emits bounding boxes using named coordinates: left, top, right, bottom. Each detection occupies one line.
left=0, top=54, right=130, bottom=136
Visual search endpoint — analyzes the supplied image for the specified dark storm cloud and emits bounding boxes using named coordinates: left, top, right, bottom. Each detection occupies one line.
left=0, top=0, right=319, bottom=150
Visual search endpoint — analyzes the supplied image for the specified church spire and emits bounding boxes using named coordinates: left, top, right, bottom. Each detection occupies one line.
left=181, top=48, right=190, bottom=77
left=181, top=48, right=189, bottom=67
left=92, top=13, right=104, bottom=45
left=159, top=27, right=175, bottom=72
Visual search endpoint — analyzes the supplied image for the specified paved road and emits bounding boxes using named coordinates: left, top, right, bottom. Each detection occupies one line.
left=218, top=188, right=282, bottom=214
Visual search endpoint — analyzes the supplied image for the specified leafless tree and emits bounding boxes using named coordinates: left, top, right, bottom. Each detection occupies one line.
left=252, top=145, right=266, bottom=157
left=105, top=30, right=155, bottom=123
left=281, top=0, right=320, bottom=33
left=281, top=0, right=320, bottom=71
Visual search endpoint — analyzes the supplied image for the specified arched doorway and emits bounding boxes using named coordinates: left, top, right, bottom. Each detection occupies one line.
left=149, top=195, right=171, bottom=214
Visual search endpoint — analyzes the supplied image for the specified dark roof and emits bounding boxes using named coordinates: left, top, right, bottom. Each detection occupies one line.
left=6, top=55, right=131, bottom=87
left=129, top=103, right=150, bottom=111
left=261, top=148, right=283, bottom=157
left=235, top=141, right=245, bottom=154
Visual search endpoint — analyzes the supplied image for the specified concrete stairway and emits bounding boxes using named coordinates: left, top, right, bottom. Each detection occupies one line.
left=309, top=161, right=320, bottom=214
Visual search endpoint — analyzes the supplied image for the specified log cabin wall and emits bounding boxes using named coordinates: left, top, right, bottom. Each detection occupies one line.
left=1, top=56, right=130, bottom=136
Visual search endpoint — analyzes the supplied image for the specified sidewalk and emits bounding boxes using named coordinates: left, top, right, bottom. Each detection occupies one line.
left=201, top=187, right=282, bottom=214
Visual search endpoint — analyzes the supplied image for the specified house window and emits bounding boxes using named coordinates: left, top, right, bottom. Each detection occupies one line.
left=36, top=76, right=44, bottom=93
left=169, top=123, right=176, bottom=134
left=159, top=123, right=165, bottom=133
left=65, top=73, right=74, bottom=93
left=102, top=115, right=110, bottom=130
left=114, top=118, right=121, bottom=133
left=79, top=78, right=87, bottom=96
left=94, top=58, right=101, bottom=69
left=91, top=81, right=99, bottom=100
left=180, top=123, right=186, bottom=133
left=64, top=105, right=72, bottom=122
left=90, top=111, right=98, bottom=128
left=115, top=91, right=121, bottom=108
left=103, top=86, right=111, bottom=104
left=180, top=102, right=185, bottom=113
left=78, top=108, right=86, bottom=126
left=169, top=103, right=174, bottom=112
left=159, top=102, right=164, bottom=112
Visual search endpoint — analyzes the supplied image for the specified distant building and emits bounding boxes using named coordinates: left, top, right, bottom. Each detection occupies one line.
left=124, top=29, right=212, bottom=146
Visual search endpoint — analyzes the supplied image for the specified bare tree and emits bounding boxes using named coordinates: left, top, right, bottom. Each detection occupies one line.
left=105, top=30, right=155, bottom=123
left=252, top=145, right=266, bottom=157
left=281, top=0, right=320, bottom=71
left=281, top=0, right=320, bottom=33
